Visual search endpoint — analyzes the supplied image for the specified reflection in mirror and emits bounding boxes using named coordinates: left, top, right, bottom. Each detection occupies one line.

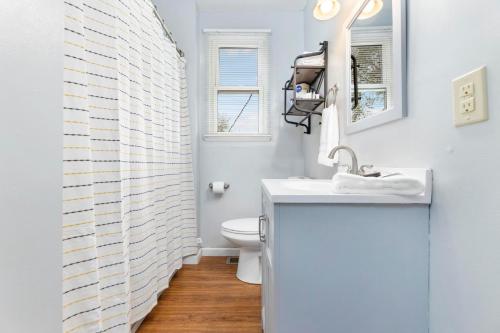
left=350, top=0, right=392, bottom=123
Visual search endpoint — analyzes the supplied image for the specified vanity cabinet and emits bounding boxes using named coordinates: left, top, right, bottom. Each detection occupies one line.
left=260, top=177, right=431, bottom=333
left=261, top=193, right=276, bottom=333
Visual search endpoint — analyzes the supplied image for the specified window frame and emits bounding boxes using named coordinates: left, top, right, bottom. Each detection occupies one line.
left=205, top=30, right=271, bottom=142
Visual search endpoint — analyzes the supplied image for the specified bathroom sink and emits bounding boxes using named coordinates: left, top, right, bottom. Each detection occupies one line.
left=262, top=168, right=432, bottom=204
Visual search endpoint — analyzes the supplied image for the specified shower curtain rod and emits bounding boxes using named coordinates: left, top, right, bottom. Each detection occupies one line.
left=153, top=5, right=185, bottom=57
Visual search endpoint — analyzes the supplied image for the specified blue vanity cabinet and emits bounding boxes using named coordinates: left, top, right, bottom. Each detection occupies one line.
left=261, top=192, right=276, bottom=333
left=260, top=189, right=430, bottom=333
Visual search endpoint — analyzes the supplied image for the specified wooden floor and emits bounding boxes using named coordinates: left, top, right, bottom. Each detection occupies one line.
left=138, top=257, right=262, bottom=333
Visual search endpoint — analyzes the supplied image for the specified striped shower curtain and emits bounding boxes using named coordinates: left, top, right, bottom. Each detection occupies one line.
left=63, top=0, right=198, bottom=332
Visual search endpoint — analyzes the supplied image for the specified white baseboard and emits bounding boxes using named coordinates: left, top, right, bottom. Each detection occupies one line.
left=183, top=248, right=202, bottom=265
left=202, top=247, right=240, bottom=257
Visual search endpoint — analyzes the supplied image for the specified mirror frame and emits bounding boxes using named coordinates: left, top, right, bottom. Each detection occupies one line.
left=344, top=0, right=407, bottom=134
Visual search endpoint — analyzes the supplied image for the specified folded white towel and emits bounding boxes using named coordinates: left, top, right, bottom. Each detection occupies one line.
left=317, top=104, right=339, bottom=167
left=296, top=53, right=325, bottom=67
left=332, top=173, right=425, bottom=196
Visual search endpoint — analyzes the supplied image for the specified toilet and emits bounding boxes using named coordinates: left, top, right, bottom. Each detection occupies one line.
left=221, top=218, right=261, bottom=284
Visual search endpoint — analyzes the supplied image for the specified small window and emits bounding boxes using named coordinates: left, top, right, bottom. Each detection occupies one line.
left=205, top=30, right=271, bottom=141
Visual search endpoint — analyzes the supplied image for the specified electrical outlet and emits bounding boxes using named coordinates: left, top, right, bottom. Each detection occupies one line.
left=460, top=97, right=475, bottom=114
left=460, top=82, right=474, bottom=97
left=452, top=66, right=488, bottom=127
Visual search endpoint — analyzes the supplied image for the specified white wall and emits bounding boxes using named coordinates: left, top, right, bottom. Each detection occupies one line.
left=302, top=0, right=500, bottom=332
left=0, top=1, right=62, bottom=332
left=197, top=10, right=306, bottom=248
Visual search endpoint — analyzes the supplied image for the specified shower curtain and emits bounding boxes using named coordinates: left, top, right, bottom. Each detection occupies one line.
left=63, top=0, right=198, bottom=332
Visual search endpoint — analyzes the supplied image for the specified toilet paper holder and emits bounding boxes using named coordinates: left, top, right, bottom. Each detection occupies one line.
left=209, top=182, right=230, bottom=190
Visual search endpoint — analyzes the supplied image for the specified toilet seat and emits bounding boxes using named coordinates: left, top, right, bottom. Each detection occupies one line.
left=221, top=218, right=259, bottom=235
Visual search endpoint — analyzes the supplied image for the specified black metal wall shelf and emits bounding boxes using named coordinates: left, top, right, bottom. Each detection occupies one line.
left=282, top=41, right=328, bottom=134
left=286, top=98, right=325, bottom=116
left=286, top=67, right=326, bottom=90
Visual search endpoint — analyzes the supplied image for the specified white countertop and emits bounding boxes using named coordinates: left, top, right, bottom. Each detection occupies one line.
left=262, top=168, right=432, bottom=204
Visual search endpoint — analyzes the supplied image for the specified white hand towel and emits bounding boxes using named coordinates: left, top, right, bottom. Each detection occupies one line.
left=332, top=173, right=425, bottom=196
left=317, top=104, right=339, bottom=166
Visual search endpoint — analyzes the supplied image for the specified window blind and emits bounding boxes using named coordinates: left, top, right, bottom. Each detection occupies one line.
left=219, top=48, right=258, bottom=86
left=206, top=31, right=271, bottom=138
left=351, top=27, right=393, bottom=122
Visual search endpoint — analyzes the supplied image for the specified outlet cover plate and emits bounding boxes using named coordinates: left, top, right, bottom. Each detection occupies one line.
left=452, top=66, right=488, bottom=127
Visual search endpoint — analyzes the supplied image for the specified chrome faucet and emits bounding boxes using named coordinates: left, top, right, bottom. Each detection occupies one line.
left=328, top=145, right=359, bottom=175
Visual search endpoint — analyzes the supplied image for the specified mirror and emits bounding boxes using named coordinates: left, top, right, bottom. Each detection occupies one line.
left=345, top=0, right=406, bottom=134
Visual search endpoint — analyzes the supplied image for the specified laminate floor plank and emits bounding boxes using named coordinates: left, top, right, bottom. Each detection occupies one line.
left=138, top=257, right=261, bottom=333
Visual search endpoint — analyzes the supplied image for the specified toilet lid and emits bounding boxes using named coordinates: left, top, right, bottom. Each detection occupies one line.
left=221, top=218, right=259, bottom=235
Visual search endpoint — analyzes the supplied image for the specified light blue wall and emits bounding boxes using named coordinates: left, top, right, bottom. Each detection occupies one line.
left=302, top=0, right=500, bottom=332
left=0, top=1, right=62, bottom=332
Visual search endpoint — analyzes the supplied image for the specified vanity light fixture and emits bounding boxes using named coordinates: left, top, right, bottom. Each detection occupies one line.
left=313, top=0, right=341, bottom=21
left=358, top=0, right=384, bottom=20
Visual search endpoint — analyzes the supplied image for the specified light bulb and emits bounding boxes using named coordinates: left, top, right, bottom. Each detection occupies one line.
left=313, top=0, right=340, bottom=21
left=358, top=0, right=383, bottom=20
left=320, top=0, right=334, bottom=14
left=363, top=0, right=375, bottom=14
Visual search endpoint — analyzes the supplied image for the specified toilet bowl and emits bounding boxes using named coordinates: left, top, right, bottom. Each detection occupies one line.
left=221, top=218, right=261, bottom=284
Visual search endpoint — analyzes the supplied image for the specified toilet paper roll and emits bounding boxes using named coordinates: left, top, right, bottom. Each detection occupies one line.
left=211, top=181, right=226, bottom=194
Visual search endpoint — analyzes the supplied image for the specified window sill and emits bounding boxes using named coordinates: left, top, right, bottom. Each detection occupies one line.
left=203, top=134, right=272, bottom=142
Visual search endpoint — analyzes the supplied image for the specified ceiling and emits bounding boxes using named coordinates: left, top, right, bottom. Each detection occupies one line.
left=196, top=0, right=309, bottom=12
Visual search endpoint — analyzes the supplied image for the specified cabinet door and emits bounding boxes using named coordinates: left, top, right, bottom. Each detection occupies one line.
left=261, top=230, right=274, bottom=333
left=261, top=193, right=275, bottom=332
left=261, top=243, right=269, bottom=332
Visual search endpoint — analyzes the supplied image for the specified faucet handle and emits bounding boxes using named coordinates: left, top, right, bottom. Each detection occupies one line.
left=359, top=164, right=381, bottom=177
left=359, top=164, right=374, bottom=175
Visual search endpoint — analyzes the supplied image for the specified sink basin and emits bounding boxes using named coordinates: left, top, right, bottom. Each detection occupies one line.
left=262, top=168, right=432, bottom=204
left=281, top=179, right=333, bottom=192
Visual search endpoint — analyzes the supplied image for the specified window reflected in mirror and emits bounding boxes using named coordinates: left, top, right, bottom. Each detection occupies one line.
left=350, top=0, right=393, bottom=123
